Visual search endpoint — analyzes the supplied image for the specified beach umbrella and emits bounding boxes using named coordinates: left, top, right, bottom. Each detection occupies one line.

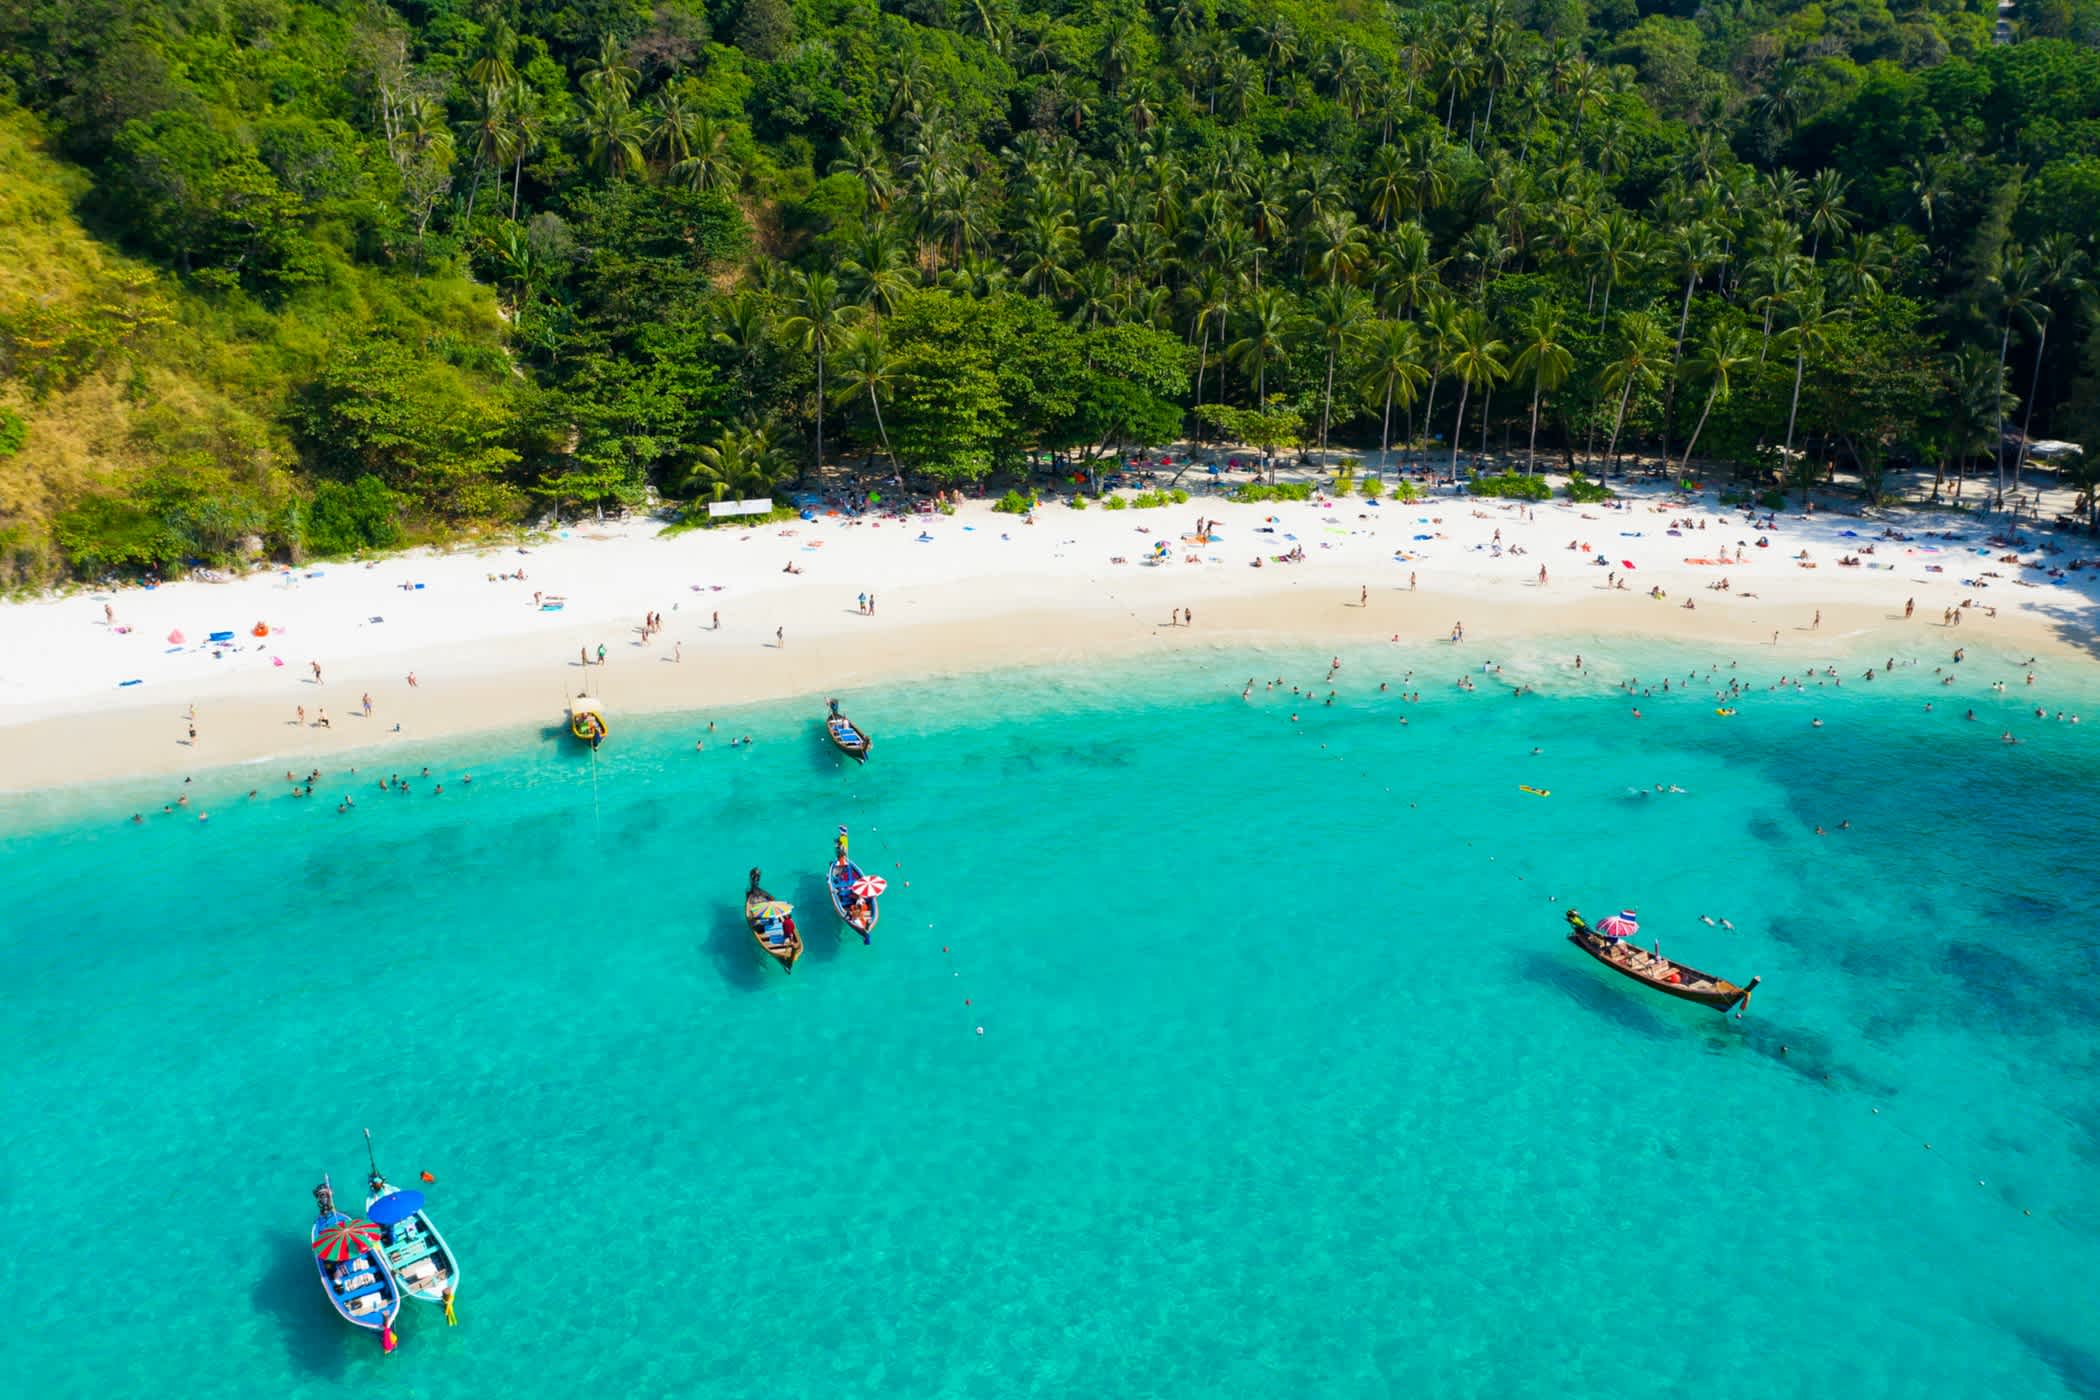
left=313, top=1219, right=383, bottom=1260
left=850, top=875, right=887, bottom=899
left=366, top=1191, right=425, bottom=1227
left=167, top=629, right=185, bottom=644
left=750, top=900, right=794, bottom=920
left=1597, top=911, right=1640, bottom=941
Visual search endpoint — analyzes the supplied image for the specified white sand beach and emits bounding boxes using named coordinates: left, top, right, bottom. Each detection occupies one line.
left=4, top=475, right=2094, bottom=791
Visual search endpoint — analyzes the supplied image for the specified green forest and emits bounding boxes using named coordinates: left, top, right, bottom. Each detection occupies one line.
left=2, top=0, right=2099, bottom=583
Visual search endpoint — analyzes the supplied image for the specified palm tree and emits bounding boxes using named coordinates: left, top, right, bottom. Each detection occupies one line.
left=1443, top=307, right=1507, bottom=477
left=671, top=113, right=739, bottom=192
left=1938, top=348, right=2014, bottom=502
left=1228, top=288, right=1292, bottom=409
left=1361, top=319, right=1428, bottom=464
left=840, top=221, right=913, bottom=322
left=1677, top=322, right=1754, bottom=473
left=506, top=92, right=543, bottom=221
left=1599, top=312, right=1670, bottom=477
left=1991, top=249, right=2044, bottom=504
left=778, top=271, right=851, bottom=476
left=580, top=91, right=645, bottom=179
left=459, top=85, right=516, bottom=224
left=469, top=20, right=518, bottom=95
left=1182, top=266, right=1233, bottom=424
left=1776, top=292, right=1844, bottom=487
left=829, top=324, right=900, bottom=465
left=645, top=88, right=699, bottom=169
left=684, top=419, right=789, bottom=503
left=1306, top=211, right=1370, bottom=286
left=830, top=131, right=895, bottom=212
left=1587, top=210, right=1644, bottom=332
left=1510, top=299, right=1574, bottom=475
left=1803, top=168, right=1852, bottom=264
left=2013, top=234, right=2089, bottom=491
left=1307, top=283, right=1369, bottom=456
left=580, top=34, right=639, bottom=108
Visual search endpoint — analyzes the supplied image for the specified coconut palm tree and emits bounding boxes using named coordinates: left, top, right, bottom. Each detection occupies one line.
left=1678, top=321, right=1754, bottom=473
left=670, top=113, right=740, bottom=192
left=1991, top=249, right=2044, bottom=504
left=1361, top=319, right=1428, bottom=463
left=580, top=91, right=645, bottom=179
left=684, top=420, right=790, bottom=503
left=1182, top=266, right=1233, bottom=423
left=1937, top=348, right=2015, bottom=502
left=1599, top=311, right=1670, bottom=477
left=1776, top=291, right=1845, bottom=484
left=1307, top=283, right=1369, bottom=456
left=1803, top=168, right=1852, bottom=264
left=1228, top=288, right=1293, bottom=409
left=1510, top=299, right=1574, bottom=475
left=840, top=221, right=913, bottom=323
left=1443, top=306, right=1507, bottom=477
left=778, top=270, right=851, bottom=475
left=2013, top=234, right=2089, bottom=491
left=580, top=35, right=639, bottom=108
left=829, top=324, right=901, bottom=465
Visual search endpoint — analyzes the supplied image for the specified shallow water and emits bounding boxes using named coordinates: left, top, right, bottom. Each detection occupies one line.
left=5, top=638, right=2096, bottom=1397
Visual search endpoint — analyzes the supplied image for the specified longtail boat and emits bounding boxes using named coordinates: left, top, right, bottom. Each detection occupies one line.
left=1564, top=907, right=1758, bottom=1013
left=826, top=826, right=883, bottom=944
left=310, top=1176, right=402, bottom=1345
left=568, top=694, right=608, bottom=749
left=746, top=867, right=802, bottom=972
left=823, top=697, right=871, bottom=763
left=363, top=1130, right=460, bottom=1314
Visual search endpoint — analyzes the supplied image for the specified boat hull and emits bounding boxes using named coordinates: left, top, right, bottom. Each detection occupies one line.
left=366, top=1188, right=460, bottom=1306
left=824, top=713, right=871, bottom=763
left=1566, top=929, right=1757, bottom=1012
left=828, top=856, right=879, bottom=941
left=312, top=1213, right=401, bottom=1332
left=746, top=887, right=802, bottom=972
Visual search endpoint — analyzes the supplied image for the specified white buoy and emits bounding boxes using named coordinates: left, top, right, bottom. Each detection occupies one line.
left=975, top=1026, right=984, bottom=1036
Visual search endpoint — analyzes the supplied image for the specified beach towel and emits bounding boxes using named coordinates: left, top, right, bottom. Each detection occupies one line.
left=118, top=679, right=142, bottom=687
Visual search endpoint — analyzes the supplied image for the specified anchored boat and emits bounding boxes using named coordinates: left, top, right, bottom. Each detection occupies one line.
left=827, top=826, right=884, bottom=944
left=1564, top=908, right=1758, bottom=1013
left=823, top=697, right=871, bottom=763
left=363, top=1130, right=460, bottom=1316
left=311, top=1176, right=401, bottom=1346
left=569, top=694, right=608, bottom=748
left=746, top=868, right=802, bottom=972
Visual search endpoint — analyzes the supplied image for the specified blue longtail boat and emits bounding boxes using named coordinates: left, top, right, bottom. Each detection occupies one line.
left=827, top=826, right=883, bottom=945
left=363, top=1130, right=461, bottom=1315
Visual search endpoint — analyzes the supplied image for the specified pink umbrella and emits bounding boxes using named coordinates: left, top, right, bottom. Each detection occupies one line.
left=1597, top=911, right=1639, bottom=940
left=849, top=875, right=887, bottom=899
left=167, top=629, right=185, bottom=644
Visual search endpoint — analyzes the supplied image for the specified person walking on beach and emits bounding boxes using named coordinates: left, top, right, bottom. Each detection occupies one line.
left=1409, top=572, right=1417, bottom=591
left=297, top=705, right=306, bottom=727
left=311, top=660, right=323, bottom=683
left=317, top=708, right=331, bottom=728
left=104, top=603, right=114, bottom=625
left=674, top=642, right=682, bottom=663
left=362, top=692, right=373, bottom=717
left=581, top=645, right=589, bottom=667
left=858, top=592, right=867, bottom=614
left=1184, top=606, right=1193, bottom=626
left=1537, top=565, right=1548, bottom=586
left=187, top=720, right=197, bottom=745
left=1812, top=610, right=1821, bottom=630
left=407, top=671, right=418, bottom=687
left=1171, top=608, right=1181, bottom=626
left=869, top=593, right=876, bottom=614
left=712, top=610, right=720, bottom=630
left=1360, top=585, right=1368, bottom=606
left=1905, top=597, right=1915, bottom=619
left=776, top=626, right=785, bottom=648
left=596, top=643, right=607, bottom=665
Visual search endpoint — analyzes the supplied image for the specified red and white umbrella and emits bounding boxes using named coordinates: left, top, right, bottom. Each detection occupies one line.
left=849, top=875, right=887, bottom=899
left=1597, top=911, right=1639, bottom=940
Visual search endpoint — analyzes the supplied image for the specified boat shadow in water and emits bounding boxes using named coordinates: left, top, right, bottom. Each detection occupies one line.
left=789, top=872, right=846, bottom=963
left=249, top=1232, right=353, bottom=1380
left=1516, top=951, right=1678, bottom=1042
left=702, top=903, right=771, bottom=989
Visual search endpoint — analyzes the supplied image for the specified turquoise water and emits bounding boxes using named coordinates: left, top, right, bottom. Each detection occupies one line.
left=5, top=640, right=2098, bottom=1398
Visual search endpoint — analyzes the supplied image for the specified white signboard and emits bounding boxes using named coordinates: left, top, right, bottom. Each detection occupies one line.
left=707, top=497, right=775, bottom=518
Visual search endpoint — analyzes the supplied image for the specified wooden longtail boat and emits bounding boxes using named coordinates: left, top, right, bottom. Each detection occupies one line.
left=823, top=698, right=870, bottom=763
left=310, top=1177, right=402, bottom=1344
left=826, top=827, right=880, bottom=945
left=746, top=868, right=802, bottom=972
left=1564, top=908, right=1758, bottom=1013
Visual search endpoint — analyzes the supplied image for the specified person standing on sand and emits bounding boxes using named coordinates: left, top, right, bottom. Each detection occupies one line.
left=713, top=611, right=721, bottom=630
left=1813, top=610, right=1821, bottom=629
left=581, top=646, right=589, bottom=667
left=1184, top=606, right=1193, bottom=626
left=1410, top=573, right=1417, bottom=591
left=187, top=720, right=197, bottom=745
left=674, top=642, right=682, bottom=663
left=597, top=643, right=607, bottom=665
left=317, top=708, right=331, bottom=728
left=362, top=693, right=373, bottom=717
left=777, top=626, right=785, bottom=648
left=311, top=660, right=323, bottom=683
left=406, top=672, right=418, bottom=687
left=1360, top=585, right=1368, bottom=606
left=1538, top=566, right=1548, bottom=586
left=1905, top=597, right=1915, bottom=619
left=1171, top=608, right=1180, bottom=626
left=105, top=603, right=115, bottom=625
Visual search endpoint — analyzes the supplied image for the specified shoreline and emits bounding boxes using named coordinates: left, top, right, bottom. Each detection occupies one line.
left=3, top=482, right=2094, bottom=792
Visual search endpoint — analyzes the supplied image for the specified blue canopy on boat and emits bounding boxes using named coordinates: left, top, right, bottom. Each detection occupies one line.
left=366, top=1190, right=425, bottom=1225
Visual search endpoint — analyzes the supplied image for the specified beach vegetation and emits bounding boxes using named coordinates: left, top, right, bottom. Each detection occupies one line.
left=1229, top=482, right=1315, bottom=504
left=1102, top=494, right=1128, bottom=510
left=1564, top=471, right=1614, bottom=504
left=3, top=0, right=2099, bottom=579
left=1469, top=472, right=1553, bottom=502
left=993, top=490, right=1036, bottom=515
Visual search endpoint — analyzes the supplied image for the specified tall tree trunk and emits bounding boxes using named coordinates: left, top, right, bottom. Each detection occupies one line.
left=2015, top=322, right=2048, bottom=493
left=1662, top=271, right=1697, bottom=472
left=1380, top=381, right=1394, bottom=462
left=1994, top=320, right=2013, bottom=507
left=1526, top=383, right=1542, bottom=475
left=868, top=386, right=894, bottom=464
left=1319, top=346, right=1336, bottom=455
left=1605, top=372, right=1636, bottom=478
left=814, top=348, right=825, bottom=480
left=511, top=149, right=525, bottom=221
left=1679, top=385, right=1720, bottom=473
left=1782, top=347, right=1807, bottom=477
left=1449, top=381, right=1470, bottom=478
left=1191, top=322, right=1210, bottom=433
